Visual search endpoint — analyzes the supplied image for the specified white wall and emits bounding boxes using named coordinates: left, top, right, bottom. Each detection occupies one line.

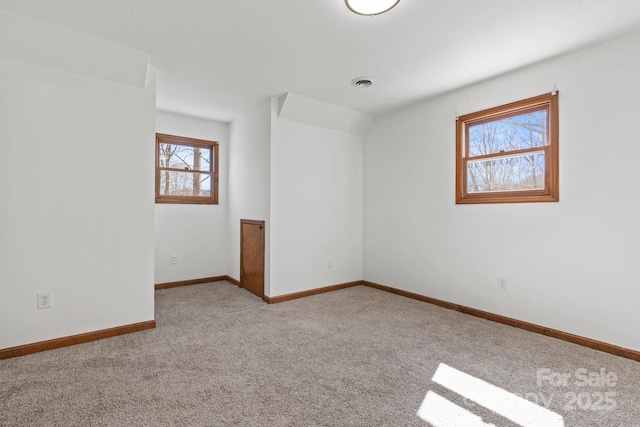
left=228, top=97, right=365, bottom=298
left=0, top=10, right=148, bottom=88
left=363, top=30, right=640, bottom=351
left=228, top=99, right=272, bottom=293
left=270, top=117, right=363, bottom=296
left=0, top=58, right=155, bottom=349
left=154, top=111, right=229, bottom=284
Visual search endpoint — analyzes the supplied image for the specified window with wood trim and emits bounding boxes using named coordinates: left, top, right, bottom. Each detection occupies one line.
left=456, top=92, right=559, bottom=204
left=155, top=133, right=218, bottom=204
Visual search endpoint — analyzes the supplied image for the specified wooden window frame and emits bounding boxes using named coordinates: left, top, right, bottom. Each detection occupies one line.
left=155, top=133, right=219, bottom=205
left=456, top=92, right=559, bottom=204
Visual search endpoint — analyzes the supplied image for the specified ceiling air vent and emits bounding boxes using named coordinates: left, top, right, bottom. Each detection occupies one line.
left=351, top=77, right=374, bottom=88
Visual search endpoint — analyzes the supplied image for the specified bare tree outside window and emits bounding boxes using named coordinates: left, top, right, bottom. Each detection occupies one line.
left=156, top=134, right=218, bottom=204
left=467, top=110, right=546, bottom=192
left=456, top=93, right=559, bottom=204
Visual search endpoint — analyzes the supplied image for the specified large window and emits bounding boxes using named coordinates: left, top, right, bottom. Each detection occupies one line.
left=155, top=133, right=218, bottom=204
left=456, top=93, right=559, bottom=204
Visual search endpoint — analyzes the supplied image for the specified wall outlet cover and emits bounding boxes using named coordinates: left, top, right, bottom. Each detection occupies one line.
left=37, top=292, right=52, bottom=309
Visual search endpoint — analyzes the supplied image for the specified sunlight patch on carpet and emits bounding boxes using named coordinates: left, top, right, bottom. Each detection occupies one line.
left=417, top=363, right=564, bottom=427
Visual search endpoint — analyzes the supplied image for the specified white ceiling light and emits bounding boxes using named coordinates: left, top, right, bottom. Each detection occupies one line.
left=345, top=0, right=401, bottom=16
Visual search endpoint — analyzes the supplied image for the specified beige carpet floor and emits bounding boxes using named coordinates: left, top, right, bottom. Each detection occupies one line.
left=1, top=282, right=639, bottom=426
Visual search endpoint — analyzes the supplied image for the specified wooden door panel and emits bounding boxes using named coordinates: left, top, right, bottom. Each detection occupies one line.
left=240, top=219, right=265, bottom=298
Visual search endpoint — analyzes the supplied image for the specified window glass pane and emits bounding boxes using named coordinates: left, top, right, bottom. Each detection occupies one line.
left=467, top=152, right=545, bottom=193
left=158, top=143, right=211, bottom=172
left=468, top=109, right=547, bottom=156
left=159, top=171, right=212, bottom=197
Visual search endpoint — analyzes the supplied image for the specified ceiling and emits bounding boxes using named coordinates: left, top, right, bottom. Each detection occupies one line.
left=1, top=0, right=640, bottom=122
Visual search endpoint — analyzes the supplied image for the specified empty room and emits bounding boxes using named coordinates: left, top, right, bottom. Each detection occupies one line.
left=1, top=1, right=640, bottom=426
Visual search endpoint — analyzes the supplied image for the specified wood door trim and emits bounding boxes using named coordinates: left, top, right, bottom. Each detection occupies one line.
left=240, top=219, right=265, bottom=298
left=240, top=219, right=265, bottom=226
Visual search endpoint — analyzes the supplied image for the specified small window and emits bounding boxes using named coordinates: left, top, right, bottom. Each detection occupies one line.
left=456, top=93, right=559, bottom=204
left=155, top=133, right=218, bottom=204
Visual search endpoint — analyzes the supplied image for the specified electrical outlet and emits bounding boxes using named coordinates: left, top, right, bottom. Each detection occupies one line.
left=497, top=277, right=508, bottom=292
left=327, top=257, right=333, bottom=268
left=170, top=254, right=178, bottom=265
left=37, top=292, right=51, bottom=309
